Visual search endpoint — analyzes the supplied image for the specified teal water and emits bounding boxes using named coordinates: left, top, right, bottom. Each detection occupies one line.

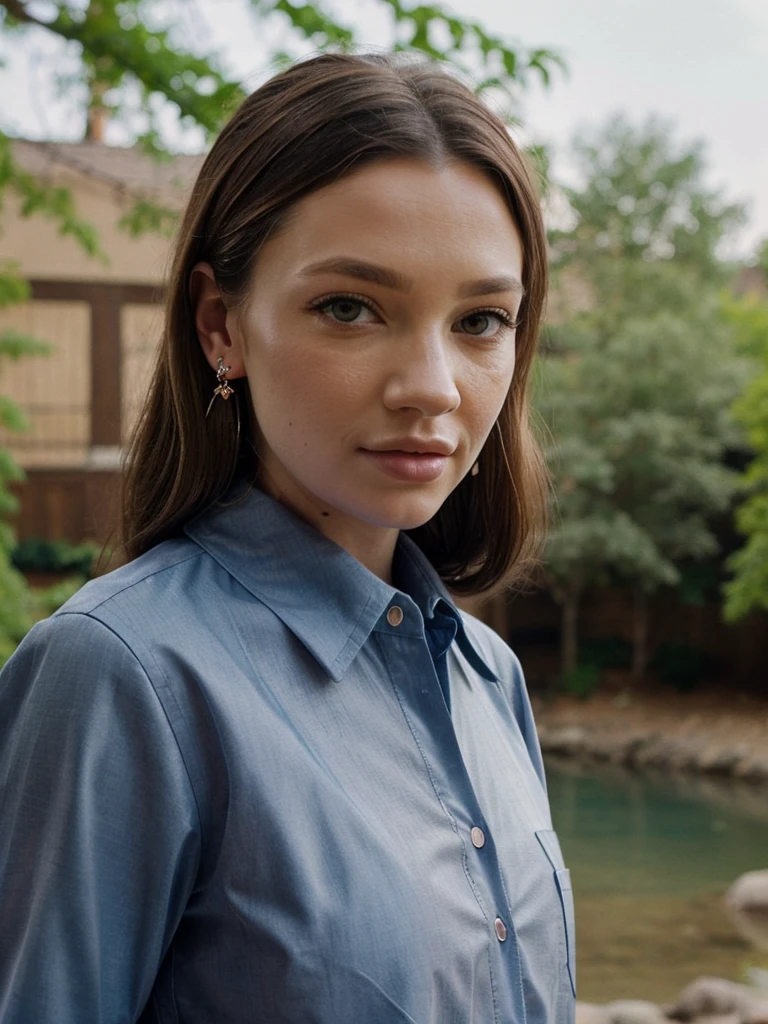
left=546, top=757, right=768, bottom=1004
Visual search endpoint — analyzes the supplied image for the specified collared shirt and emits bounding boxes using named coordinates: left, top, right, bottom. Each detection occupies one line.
left=0, top=486, right=576, bottom=1024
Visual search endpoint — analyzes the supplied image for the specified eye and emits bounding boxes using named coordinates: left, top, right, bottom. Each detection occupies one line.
left=311, top=294, right=379, bottom=325
left=456, top=309, right=518, bottom=338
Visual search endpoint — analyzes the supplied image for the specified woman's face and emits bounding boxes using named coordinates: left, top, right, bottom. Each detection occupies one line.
left=206, top=158, right=524, bottom=556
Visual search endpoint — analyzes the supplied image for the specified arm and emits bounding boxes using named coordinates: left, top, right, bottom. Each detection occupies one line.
left=0, top=612, right=201, bottom=1024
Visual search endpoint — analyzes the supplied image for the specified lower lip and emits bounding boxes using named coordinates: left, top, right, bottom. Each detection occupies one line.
left=360, top=450, right=449, bottom=483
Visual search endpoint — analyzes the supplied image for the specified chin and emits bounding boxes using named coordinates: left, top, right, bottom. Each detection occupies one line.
left=354, top=494, right=447, bottom=531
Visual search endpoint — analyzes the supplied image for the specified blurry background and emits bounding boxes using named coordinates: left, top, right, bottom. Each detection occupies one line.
left=1, top=2, right=767, bottom=1020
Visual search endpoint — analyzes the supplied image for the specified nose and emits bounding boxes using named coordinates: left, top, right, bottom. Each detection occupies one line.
left=382, top=331, right=461, bottom=417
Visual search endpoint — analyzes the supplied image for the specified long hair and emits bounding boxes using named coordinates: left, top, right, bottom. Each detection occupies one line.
left=122, top=52, right=549, bottom=595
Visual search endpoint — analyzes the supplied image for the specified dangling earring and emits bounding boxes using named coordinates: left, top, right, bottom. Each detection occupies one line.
left=204, top=356, right=242, bottom=492
left=471, top=461, right=480, bottom=477
left=205, top=357, right=234, bottom=418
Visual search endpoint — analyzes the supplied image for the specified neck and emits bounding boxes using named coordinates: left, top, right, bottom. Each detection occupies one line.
left=316, top=516, right=399, bottom=585
left=258, top=471, right=399, bottom=585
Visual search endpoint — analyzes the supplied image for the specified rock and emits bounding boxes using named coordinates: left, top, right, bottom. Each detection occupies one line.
left=604, top=999, right=669, bottom=1023
left=725, top=871, right=768, bottom=951
left=667, top=976, right=768, bottom=1020
left=726, top=871, right=768, bottom=909
left=746, top=966, right=768, bottom=992
left=539, top=725, right=587, bottom=756
left=733, top=759, right=768, bottom=784
left=631, top=736, right=677, bottom=769
left=576, top=1003, right=610, bottom=1024
left=661, top=740, right=699, bottom=772
left=585, top=734, right=628, bottom=762
left=684, top=1015, right=744, bottom=1024
left=697, top=745, right=749, bottom=775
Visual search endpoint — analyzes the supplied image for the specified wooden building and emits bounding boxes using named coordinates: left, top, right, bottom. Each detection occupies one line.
left=0, top=139, right=201, bottom=542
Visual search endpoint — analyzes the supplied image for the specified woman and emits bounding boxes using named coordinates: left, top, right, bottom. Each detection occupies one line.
left=0, top=53, right=575, bottom=1024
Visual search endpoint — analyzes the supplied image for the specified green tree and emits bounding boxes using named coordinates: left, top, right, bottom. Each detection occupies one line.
left=0, top=271, right=51, bottom=662
left=0, top=0, right=562, bottom=151
left=541, top=116, right=748, bottom=681
left=722, top=268, right=768, bottom=621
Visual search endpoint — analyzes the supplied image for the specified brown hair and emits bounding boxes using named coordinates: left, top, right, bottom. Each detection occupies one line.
left=122, top=52, right=549, bottom=595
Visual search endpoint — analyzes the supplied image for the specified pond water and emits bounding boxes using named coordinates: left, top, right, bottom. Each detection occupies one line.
left=546, top=756, right=768, bottom=1005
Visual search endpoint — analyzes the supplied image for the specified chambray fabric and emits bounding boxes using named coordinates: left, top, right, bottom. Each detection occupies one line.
left=0, top=486, right=576, bottom=1024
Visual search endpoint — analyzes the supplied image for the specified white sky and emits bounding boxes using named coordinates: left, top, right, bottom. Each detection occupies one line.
left=0, top=0, right=766, bottom=257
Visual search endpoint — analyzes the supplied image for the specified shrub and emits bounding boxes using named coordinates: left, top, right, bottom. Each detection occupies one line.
left=580, top=635, right=632, bottom=671
left=561, top=663, right=602, bottom=700
left=11, top=538, right=98, bottom=578
left=650, top=641, right=703, bottom=691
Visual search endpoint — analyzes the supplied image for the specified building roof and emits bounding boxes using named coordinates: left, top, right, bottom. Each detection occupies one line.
left=11, top=138, right=205, bottom=205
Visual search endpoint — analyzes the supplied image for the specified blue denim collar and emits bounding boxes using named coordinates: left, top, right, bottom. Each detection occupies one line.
left=184, top=484, right=497, bottom=684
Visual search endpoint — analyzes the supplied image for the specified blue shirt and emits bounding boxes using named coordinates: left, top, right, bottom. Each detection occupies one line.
left=0, top=486, right=576, bottom=1024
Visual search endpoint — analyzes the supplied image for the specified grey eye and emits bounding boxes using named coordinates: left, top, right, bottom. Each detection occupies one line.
left=462, top=313, right=492, bottom=336
left=328, top=299, right=363, bottom=322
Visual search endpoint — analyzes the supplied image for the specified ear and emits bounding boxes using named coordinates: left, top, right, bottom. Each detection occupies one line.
left=190, top=262, right=247, bottom=378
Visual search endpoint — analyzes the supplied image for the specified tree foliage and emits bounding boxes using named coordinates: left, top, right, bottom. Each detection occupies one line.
left=0, top=273, right=52, bottom=662
left=0, top=0, right=563, bottom=147
left=540, top=116, right=748, bottom=679
left=722, top=274, right=768, bottom=621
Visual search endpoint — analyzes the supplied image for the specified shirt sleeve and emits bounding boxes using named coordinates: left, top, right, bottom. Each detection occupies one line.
left=0, top=611, right=201, bottom=1024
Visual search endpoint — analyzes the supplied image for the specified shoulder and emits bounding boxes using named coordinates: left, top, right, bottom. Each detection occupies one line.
left=60, top=536, right=205, bottom=619
left=53, top=534, right=250, bottom=653
left=1, top=543, right=221, bottom=821
left=2, top=536, right=214, bottom=718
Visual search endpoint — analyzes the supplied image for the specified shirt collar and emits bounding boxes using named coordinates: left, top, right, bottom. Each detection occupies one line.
left=184, top=484, right=497, bottom=684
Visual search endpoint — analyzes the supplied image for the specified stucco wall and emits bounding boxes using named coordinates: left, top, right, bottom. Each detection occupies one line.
left=0, top=161, right=176, bottom=285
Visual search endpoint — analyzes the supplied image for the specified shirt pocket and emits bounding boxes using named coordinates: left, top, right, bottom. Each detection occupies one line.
left=535, top=828, right=577, bottom=997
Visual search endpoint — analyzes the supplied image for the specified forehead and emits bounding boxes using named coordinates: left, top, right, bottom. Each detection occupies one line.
left=261, top=158, right=524, bottom=284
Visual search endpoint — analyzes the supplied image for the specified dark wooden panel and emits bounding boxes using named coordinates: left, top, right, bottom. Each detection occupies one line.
left=12, top=469, right=121, bottom=545
left=485, top=583, right=768, bottom=688
left=29, top=280, right=162, bottom=305
left=89, top=291, right=122, bottom=446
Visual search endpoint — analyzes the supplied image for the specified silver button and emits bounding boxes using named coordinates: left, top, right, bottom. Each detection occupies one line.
left=470, top=826, right=486, bottom=849
left=387, top=605, right=404, bottom=627
left=494, top=917, right=507, bottom=942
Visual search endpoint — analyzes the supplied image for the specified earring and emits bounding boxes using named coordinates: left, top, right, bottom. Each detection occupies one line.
left=471, top=461, right=480, bottom=477
left=205, top=357, right=234, bottom=418
left=204, top=356, right=243, bottom=493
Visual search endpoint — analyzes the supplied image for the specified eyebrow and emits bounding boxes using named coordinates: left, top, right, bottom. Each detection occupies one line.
left=298, top=258, right=525, bottom=299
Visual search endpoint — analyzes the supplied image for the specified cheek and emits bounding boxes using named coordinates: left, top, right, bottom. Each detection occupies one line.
left=462, top=348, right=516, bottom=429
left=243, top=330, right=370, bottom=448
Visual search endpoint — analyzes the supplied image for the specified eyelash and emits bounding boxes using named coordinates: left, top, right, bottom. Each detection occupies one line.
left=308, top=292, right=519, bottom=335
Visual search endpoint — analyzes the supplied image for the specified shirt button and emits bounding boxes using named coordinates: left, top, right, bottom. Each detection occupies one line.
left=387, top=605, right=404, bottom=627
left=494, top=917, right=507, bottom=942
left=470, top=826, right=486, bottom=849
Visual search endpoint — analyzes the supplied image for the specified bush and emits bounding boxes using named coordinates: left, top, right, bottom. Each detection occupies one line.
left=0, top=561, right=34, bottom=665
left=561, top=663, right=602, bottom=700
left=11, top=538, right=98, bottom=578
left=580, top=635, right=632, bottom=671
left=650, top=641, right=703, bottom=692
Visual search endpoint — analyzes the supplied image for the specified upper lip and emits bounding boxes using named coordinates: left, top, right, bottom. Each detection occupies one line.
left=362, top=438, right=456, bottom=456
